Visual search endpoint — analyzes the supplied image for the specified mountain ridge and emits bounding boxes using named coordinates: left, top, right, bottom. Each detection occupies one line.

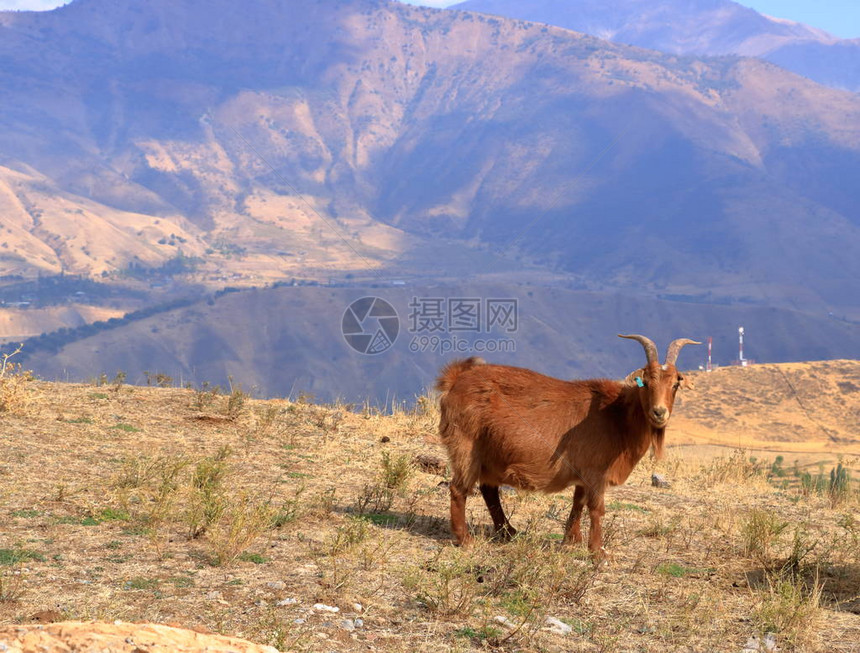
left=451, top=0, right=860, bottom=91
left=452, top=0, right=835, bottom=55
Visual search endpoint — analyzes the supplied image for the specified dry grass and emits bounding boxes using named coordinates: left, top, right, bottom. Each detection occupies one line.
left=0, top=345, right=34, bottom=415
left=751, top=570, right=825, bottom=650
left=0, top=378, right=858, bottom=652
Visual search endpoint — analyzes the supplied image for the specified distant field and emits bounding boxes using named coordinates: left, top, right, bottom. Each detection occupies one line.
left=18, top=279, right=860, bottom=403
left=0, top=304, right=126, bottom=344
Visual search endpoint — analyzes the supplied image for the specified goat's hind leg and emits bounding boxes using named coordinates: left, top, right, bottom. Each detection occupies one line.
left=562, top=484, right=587, bottom=545
left=480, top=484, right=517, bottom=541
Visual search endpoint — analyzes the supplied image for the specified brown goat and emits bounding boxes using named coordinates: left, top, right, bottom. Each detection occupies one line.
left=436, top=334, right=699, bottom=556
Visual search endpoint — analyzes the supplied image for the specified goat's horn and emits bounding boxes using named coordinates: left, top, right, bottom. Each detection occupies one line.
left=618, top=334, right=659, bottom=366
left=664, top=338, right=702, bottom=366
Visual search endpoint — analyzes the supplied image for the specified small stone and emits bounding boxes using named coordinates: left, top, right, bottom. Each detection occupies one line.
left=313, top=603, right=340, bottom=613
left=379, top=436, right=390, bottom=443
left=266, top=581, right=286, bottom=591
left=293, top=619, right=306, bottom=625
left=353, top=618, right=364, bottom=629
left=277, top=598, right=298, bottom=606
left=544, top=616, right=572, bottom=636
left=205, top=591, right=222, bottom=600
left=340, top=619, right=355, bottom=632
left=743, top=632, right=779, bottom=652
left=493, top=615, right=516, bottom=629
left=352, top=602, right=363, bottom=613
left=651, top=473, right=671, bottom=488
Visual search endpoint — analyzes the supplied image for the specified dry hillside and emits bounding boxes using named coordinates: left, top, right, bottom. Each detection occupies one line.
left=0, top=359, right=858, bottom=651
left=675, top=360, right=860, bottom=450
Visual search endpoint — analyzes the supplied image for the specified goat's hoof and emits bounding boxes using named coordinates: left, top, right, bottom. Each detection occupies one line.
left=493, top=526, right=518, bottom=542
left=589, top=546, right=612, bottom=566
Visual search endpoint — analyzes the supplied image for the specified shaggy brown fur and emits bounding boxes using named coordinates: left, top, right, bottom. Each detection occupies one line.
left=436, top=337, right=699, bottom=556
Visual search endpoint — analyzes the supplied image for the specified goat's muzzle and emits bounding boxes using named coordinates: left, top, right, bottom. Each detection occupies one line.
left=649, top=406, right=669, bottom=428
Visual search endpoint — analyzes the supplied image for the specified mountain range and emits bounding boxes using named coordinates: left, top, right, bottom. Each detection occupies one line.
left=0, top=0, right=858, bottom=398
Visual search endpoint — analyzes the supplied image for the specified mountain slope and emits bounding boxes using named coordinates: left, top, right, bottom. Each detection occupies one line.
left=0, top=163, right=205, bottom=277
left=2, top=0, right=860, bottom=312
left=766, top=38, right=860, bottom=92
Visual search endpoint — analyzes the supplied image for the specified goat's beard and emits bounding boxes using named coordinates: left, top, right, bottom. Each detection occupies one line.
left=651, top=427, right=665, bottom=459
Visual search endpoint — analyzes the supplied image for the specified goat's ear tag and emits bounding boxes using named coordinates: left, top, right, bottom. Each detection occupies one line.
left=635, top=376, right=645, bottom=388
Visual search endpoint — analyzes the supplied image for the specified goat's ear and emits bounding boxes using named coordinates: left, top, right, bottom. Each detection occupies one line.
left=624, top=368, right=645, bottom=386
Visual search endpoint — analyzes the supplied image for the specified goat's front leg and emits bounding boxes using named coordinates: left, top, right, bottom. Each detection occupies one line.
left=586, top=488, right=607, bottom=559
left=562, top=484, right=587, bottom=545
left=449, top=484, right=472, bottom=546
left=480, top=484, right=517, bottom=541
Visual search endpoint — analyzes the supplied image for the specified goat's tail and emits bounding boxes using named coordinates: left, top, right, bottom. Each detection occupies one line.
left=435, top=357, right=486, bottom=394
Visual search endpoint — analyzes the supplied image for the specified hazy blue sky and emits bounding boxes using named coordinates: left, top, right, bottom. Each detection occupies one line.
left=0, top=0, right=66, bottom=9
left=1, top=0, right=858, bottom=39
left=742, top=1, right=860, bottom=38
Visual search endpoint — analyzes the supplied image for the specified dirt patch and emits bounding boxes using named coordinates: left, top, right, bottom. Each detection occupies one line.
left=0, top=621, right=278, bottom=652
